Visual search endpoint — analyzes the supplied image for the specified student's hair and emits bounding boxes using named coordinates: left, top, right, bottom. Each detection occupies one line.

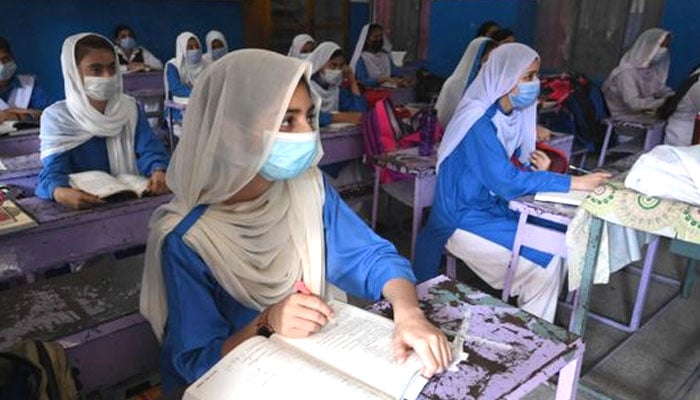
left=476, top=21, right=499, bottom=38
left=482, top=40, right=499, bottom=59
left=493, top=29, right=515, bottom=43
left=114, top=24, right=134, bottom=39
left=330, top=49, right=345, bottom=61
left=75, top=35, right=115, bottom=64
left=0, top=37, right=12, bottom=56
left=368, top=23, right=384, bottom=34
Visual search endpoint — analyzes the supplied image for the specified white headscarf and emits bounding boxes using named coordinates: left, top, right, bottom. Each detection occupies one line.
left=308, top=41, right=342, bottom=113
left=350, top=24, right=393, bottom=76
left=202, top=30, right=228, bottom=64
left=141, top=49, right=327, bottom=342
left=603, top=28, right=670, bottom=111
left=436, top=38, right=495, bottom=126
left=288, top=34, right=315, bottom=58
left=437, top=43, right=539, bottom=170
left=39, top=33, right=139, bottom=175
left=164, top=32, right=207, bottom=93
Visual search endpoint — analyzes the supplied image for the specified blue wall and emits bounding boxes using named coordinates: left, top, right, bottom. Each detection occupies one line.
left=661, top=0, right=700, bottom=88
left=427, top=0, right=536, bottom=78
left=350, top=2, right=370, bottom=52
left=1, top=0, right=243, bottom=101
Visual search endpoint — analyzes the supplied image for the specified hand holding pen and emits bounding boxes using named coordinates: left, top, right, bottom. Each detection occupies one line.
left=264, top=281, right=336, bottom=339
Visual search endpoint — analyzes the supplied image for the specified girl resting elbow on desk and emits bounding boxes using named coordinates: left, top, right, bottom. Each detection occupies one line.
left=36, top=33, right=170, bottom=209
left=139, top=49, right=451, bottom=392
left=0, top=36, right=53, bottom=123
left=413, top=43, right=610, bottom=323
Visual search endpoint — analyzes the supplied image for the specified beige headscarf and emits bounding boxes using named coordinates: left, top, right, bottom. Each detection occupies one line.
left=141, top=49, right=326, bottom=341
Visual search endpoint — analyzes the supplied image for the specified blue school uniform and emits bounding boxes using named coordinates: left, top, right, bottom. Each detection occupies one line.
left=412, top=102, right=571, bottom=282
left=318, top=86, right=366, bottom=126
left=355, top=51, right=403, bottom=88
left=165, top=63, right=191, bottom=122
left=0, top=75, right=52, bottom=110
left=158, top=180, right=414, bottom=391
left=36, top=103, right=169, bottom=199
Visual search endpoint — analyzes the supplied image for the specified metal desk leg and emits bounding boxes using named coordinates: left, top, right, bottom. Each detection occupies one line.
left=597, top=122, right=614, bottom=168
left=371, top=166, right=381, bottom=230
left=555, top=352, right=584, bottom=400
left=629, top=235, right=660, bottom=330
left=569, top=217, right=604, bottom=335
left=410, top=176, right=423, bottom=261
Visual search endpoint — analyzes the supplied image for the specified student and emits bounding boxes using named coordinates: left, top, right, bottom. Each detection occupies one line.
left=164, top=32, right=207, bottom=124
left=492, top=29, right=516, bottom=44
left=0, top=37, right=52, bottom=122
left=413, top=44, right=610, bottom=322
left=475, top=21, right=500, bottom=39
left=435, top=37, right=497, bottom=126
left=308, top=41, right=366, bottom=126
left=287, top=34, right=315, bottom=59
left=36, top=33, right=170, bottom=208
left=603, top=28, right=673, bottom=117
left=202, top=30, right=229, bottom=64
left=661, top=63, right=700, bottom=146
left=114, top=25, right=163, bottom=73
left=140, top=49, right=451, bottom=391
left=350, top=23, right=405, bottom=88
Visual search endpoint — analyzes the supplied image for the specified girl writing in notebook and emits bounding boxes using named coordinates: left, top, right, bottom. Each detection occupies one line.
left=0, top=37, right=52, bottom=122
left=36, top=33, right=170, bottom=208
left=413, top=44, right=610, bottom=322
left=140, top=49, right=451, bottom=392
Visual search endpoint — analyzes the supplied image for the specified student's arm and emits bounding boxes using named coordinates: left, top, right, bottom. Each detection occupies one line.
left=134, top=104, right=169, bottom=176
left=319, top=111, right=333, bottom=127
left=338, top=87, right=367, bottom=112
left=355, top=58, right=380, bottom=88
left=618, top=71, right=665, bottom=112
left=686, top=80, right=700, bottom=112
left=462, top=120, right=571, bottom=201
left=166, top=64, right=191, bottom=97
left=36, top=152, right=72, bottom=200
left=28, top=81, right=53, bottom=110
left=142, top=48, right=163, bottom=70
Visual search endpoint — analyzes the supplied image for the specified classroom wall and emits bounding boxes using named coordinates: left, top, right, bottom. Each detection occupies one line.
left=427, top=0, right=537, bottom=78
left=661, top=0, right=700, bottom=88
left=349, top=1, right=370, bottom=52
left=2, top=0, right=243, bottom=101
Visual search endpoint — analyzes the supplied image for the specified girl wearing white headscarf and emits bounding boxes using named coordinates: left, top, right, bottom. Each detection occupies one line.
left=413, top=43, right=610, bottom=322
left=435, top=37, right=497, bottom=126
left=36, top=33, right=169, bottom=208
left=350, top=23, right=404, bottom=88
left=662, top=63, right=700, bottom=146
left=164, top=32, right=208, bottom=122
left=308, top=41, right=366, bottom=126
left=202, top=30, right=229, bottom=64
left=140, top=49, right=450, bottom=390
left=603, top=28, right=673, bottom=117
left=287, top=33, right=315, bottom=59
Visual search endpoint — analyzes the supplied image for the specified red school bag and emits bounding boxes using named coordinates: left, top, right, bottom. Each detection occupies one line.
left=511, top=142, right=569, bottom=173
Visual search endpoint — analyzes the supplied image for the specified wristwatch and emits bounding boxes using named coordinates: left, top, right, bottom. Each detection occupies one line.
left=256, top=307, right=275, bottom=338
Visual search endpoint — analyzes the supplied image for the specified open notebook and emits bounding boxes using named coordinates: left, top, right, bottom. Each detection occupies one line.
left=69, top=171, right=149, bottom=200
left=534, top=190, right=590, bottom=206
left=183, top=301, right=428, bottom=400
left=0, top=199, right=37, bottom=235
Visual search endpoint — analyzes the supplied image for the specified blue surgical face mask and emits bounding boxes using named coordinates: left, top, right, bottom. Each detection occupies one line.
left=0, top=61, right=17, bottom=81
left=260, top=131, right=319, bottom=181
left=508, top=79, right=540, bottom=109
left=211, top=47, right=227, bottom=61
left=186, top=49, right=202, bottom=65
left=651, top=47, right=669, bottom=65
left=120, top=37, right=137, bottom=51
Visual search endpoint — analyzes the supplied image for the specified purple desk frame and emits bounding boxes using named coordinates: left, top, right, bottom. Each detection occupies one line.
left=319, top=124, right=364, bottom=166
left=372, top=276, right=584, bottom=399
left=597, top=114, right=665, bottom=168
left=0, top=195, right=171, bottom=280
left=0, top=153, right=42, bottom=194
left=122, top=71, right=164, bottom=94
left=0, top=128, right=40, bottom=157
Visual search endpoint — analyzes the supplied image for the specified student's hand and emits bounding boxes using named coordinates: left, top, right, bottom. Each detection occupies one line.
left=0, top=108, right=41, bottom=122
left=332, top=112, right=362, bottom=125
left=127, top=62, right=147, bottom=72
left=267, top=293, right=335, bottom=338
left=342, top=65, right=355, bottom=82
left=536, top=125, right=552, bottom=141
left=53, top=187, right=105, bottom=210
left=392, top=307, right=451, bottom=378
left=571, top=172, right=612, bottom=191
left=529, top=150, right=552, bottom=171
left=147, top=170, right=170, bottom=195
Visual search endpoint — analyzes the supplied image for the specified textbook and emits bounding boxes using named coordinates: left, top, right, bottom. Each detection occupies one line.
left=183, top=301, right=429, bottom=400
left=0, top=199, right=37, bottom=235
left=69, top=171, right=149, bottom=200
left=534, top=190, right=589, bottom=206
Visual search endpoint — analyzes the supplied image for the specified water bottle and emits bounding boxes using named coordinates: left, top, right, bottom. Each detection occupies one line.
left=419, top=107, right=437, bottom=156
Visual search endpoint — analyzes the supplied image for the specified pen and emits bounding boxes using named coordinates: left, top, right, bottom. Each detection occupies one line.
left=568, top=165, right=593, bottom=175
left=294, top=281, right=336, bottom=324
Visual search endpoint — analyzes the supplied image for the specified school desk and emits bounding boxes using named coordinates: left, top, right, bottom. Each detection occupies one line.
left=123, top=71, right=166, bottom=122
left=0, top=127, right=40, bottom=157
left=0, top=194, right=172, bottom=280
left=319, top=123, right=364, bottom=166
left=597, top=113, right=665, bottom=167
left=0, top=152, right=41, bottom=194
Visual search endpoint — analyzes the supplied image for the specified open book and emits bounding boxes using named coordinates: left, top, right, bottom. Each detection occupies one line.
left=534, top=190, right=590, bottom=206
left=184, top=301, right=428, bottom=400
left=69, top=171, right=149, bottom=200
left=0, top=199, right=37, bottom=235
